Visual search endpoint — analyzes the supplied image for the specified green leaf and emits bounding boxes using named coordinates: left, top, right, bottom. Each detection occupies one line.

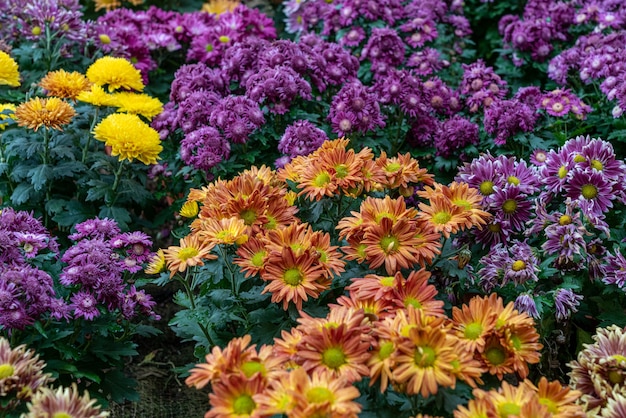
left=28, top=164, right=52, bottom=191
left=52, top=161, right=86, bottom=178
left=86, top=179, right=110, bottom=202
left=99, top=369, right=140, bottom=404
left=52, top=200, right=92, bottom=227
left=11, top=183, right=34, bottom=205
left=99, top=206, right=131, bottom=229
left=89, top=338, right=138, bottom=362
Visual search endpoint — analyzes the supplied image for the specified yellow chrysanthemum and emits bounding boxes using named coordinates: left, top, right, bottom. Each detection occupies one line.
left=93, top=113, right=162, bottom=165
left=39, top=69, right=91, bottom=100
left=111, top=92, right=163, bottom=120
left=202, top=0, right=240, bottom=15
left=94, top=0, right=122, bottom=12
left=15, top=97, right=76, bottom=131
left=0, top=103, right=16, bottom=130
left=77, top=84, right=118, bottom=107
left=0, top=51, right=20, bottom=87
left=145, top=249, right=166, bottom=275
left=86, top=56, right=144, bottom=92
left=180, top=200, right=200, bottom=218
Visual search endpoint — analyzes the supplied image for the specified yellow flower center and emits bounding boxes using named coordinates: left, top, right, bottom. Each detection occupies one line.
left=581, top=184, right=598, bottom=199
left=356, top=243, right=367, bottom=259
left=479, top=180, right=494, bottom=195
left=307, top=387, right=334, bottom=404
left=502, top=199, right=517, bottom=214
left=335, top=164, right=349, bottom=179
left=32, top=26, right=42, bottom=36
left=241, top=361, right=265, bottom=378
left=380, top=235, right=399, bottom=253
left=240, top=209, right=257, bottom=225
left=488, top=223, right=501, bottom=232
left=52, top=413, right=72, bottom=418
left=23, top=243, right=34, bottom=253
left=559, top=214, right=572, bottom=225
left=464, top=322, right=483, bottom=340
left=99, top=34, right=111, bottom=44
left=510, top=335, right=522, bottom=350
left=313, top=172, right=331, bottom=187
left=385, top=162, right=401, bottom=173
left=251, top=251, right=266, bottom=267
left=205, top=43, right=214, bottom=52
left=380, top=276, right=395, bottom=287
left=573, top=154, right=586, bottom=163
left=551, top=102, right=564, bottom=113
left=405, top=297, right=422, bottom=309
left=485, top=346, right=506, bottom=365
left=378, top=342, right=395, bottom=360
left=322, top=347, right=347, bottom=369
left=608, top=370, right=624, bottom=385
left=506, top=175, right=520, bottom=186
left=414, top=346, right=436, bottom=367
left=452, top=198, right=472, bottom=210
left=218, top=35, right=230, bottom=43
left=590, top=159, right=603, bottom=170
left=283, top=268, right=303, bottom=286
left=432, top=211, right=452, bottom=225
left=232, top=394, right=256, bottom=415
left=0, top=364, right=15, bottom=379
left=178, top=247, right=199, bottom=261
left=539, top=398, right=558, bottom=414
left=499, top=402, right=521, bottom=417
left=612, top=354, right=626, bottom=363
left=557, top=166, right=568, bottom=179
left=511, top=260, right=526, bottom=271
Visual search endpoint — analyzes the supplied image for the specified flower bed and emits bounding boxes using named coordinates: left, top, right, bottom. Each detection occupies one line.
left=1, top=0, right=626, bottom=417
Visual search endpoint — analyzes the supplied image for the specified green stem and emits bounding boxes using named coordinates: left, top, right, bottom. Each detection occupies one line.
left=217, top=245, right=238, bottom=297
left=42, top=128, right=51, bottom=226
left=82, top=107, right=99, bottom=164
left=177, top=269, right=196, bottom=310
left=109, top=159, right=126, bottom=207
left=391, top=111, right=406, bottom=155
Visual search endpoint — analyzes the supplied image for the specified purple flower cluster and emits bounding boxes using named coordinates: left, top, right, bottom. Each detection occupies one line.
left=277, top=120, right=328, bottom=161
left=499, top=0, right=575, bottom=65
left=180, top=126, right=231, bottom=172
left=328, top=79, right=386, bottom=136
left=0, top=208, right=65, bottom=330
left=95, top=5, right=276, bottom=79
left=433, top=115, right=479, bottom=159
left=478, top=239, right=540, bottom=292
left=61, top=218, right=159, bottom=321
left=483, top=98, right=539, bottom=145
left=539, top=88, right=592, bottom=119
left=459, top=60, right=508, bottom=112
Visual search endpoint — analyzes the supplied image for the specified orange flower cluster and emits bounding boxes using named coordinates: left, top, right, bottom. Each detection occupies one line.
left=277, top=138, right=433, bottom=200
left=337, top=195, right=442, bottom=274
left=186, top=334, right=362, bottom=418
left=417, top=182, right=492, bottom=238
left=454, top=378, right=585, bottom=418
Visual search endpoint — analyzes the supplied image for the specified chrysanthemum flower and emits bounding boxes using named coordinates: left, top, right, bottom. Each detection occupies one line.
left=0, top=51, right=20, bottom=87
left=234, top=237, right=269, bottom=278
left=261, top=248, right=327, bottom=310
left=15, top=97, right=76, bottom=131
left=393, top=324, right=456, bottom=397
left=362, top=217, right=425, bottom=274
left=202, top=0, right=240, bottom=15
left=376, top=151, right=434, bottom=191
left=601, top=394, right=626, bottom=418
left=23, top=384, right=108, bottom=418
left=144, top=249, right=165, bottom=275
left=453, top=397, right=490, bottom=418
left=418, top=195, right=471, bottom=238
left=391, top=269, right=445, bottom=316
left=481, top=380, right=537, bottom=418
left=94, top=0, right=122, bottom=12
left=480, top=334, right=516, bottom=379
left=0, top=103, right=16, bottom=130
left=0, top=338, right=51, bottom=410
left=523, top=377, right=585, bottom=417
left=163, top=235, right=216, bottom=277
left=297, top=160, right=339, bottom=200
left=38, top=69, right=90, bottom=100
left=298, top=318, right=371, bottom=383
left=206, top=374, right=266, bottom=418
left=179, top=200, right=199, bottom=218
left=193, top=217, right=249, bottom=246
left=347, top=273, right=402, bottom=303
left=452, top=294, right=498, bottom=353
left=111, top=92, right=164, bottom=120
left=77, top=84, right=118, bottom=107
left=93, top=113, right=163, bottom=165
left=86, top=56, right=145, bottom=92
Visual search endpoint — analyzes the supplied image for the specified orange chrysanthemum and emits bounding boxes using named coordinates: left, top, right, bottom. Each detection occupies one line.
left=375, top=151, right=434, bottom=191
left=362, top=217, right=424, bottom=274
left=523, top=377, right=585, bottom=418
left=15, top=97, right=76, bottom=131
left=39, top=70, right=91, bottom=100
left=480, top=380, right=537, bottom=418
left=163, top=235, right=216, bottom=277
left=193, top=216, right=249, bottom=246
left=234, top=237, right=269, bottom=278
left=347, top=273, right=402, bottom=303
left=297, top=160, right=338, bottom=200
left=418, top=195, right=470, bottom=238
left=367, top=337, right=397, bottom=393
left=206, top=374, right=265, bottom=418
left=202, top=0, right=240, bottom=15
left=261, top=248, right=328, bottom=310
left=391, top=269, right=445, bottom=317
left=453, top=397, right=491, bottom=418
left=451, top=294, right=499, bottom=353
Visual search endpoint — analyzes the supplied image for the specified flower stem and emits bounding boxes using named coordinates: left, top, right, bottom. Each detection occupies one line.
left=217, top=245, right=238, bottom=297
left=108, top=159, right=126, bottom=207
left=82, top=107, right=99, bottom=164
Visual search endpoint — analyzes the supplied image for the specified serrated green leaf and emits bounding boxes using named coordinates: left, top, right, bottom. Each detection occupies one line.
left=11, top=183, right=34, bottom=205
left=28, top=164, right=52, bottom=191
left=52, top=161, right=85, bottom=178
left=99, top=206, right=131, bottom=229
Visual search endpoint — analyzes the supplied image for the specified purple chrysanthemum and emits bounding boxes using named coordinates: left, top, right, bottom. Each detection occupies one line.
left=489, top=186, right=533, bottom=232
left=504, top=240, right=540, bottom=285
left=602, top=250, right=626, bottom=290
left=328, top=79, right=386, bottom=136
left=514, top=294, right=539, bottom=319
left=433, top=116, right=479, bottom=158
left=71, top=291, right=100, bottom=321
left=278, top=120, right=328, bottom=158
left=554, top=288, right=583, bottom=322
left=180, top=126, right=231, bottom=172
left=483, top=99, right=539, bottom=145
left=209, top=95, right=265, bottom=144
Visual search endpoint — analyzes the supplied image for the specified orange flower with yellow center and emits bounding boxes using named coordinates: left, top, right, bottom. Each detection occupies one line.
left=418, top=195, right=471, bottom=238
left=261, top=248, right=328, bottom=310
left=367, top=338, right=397, bottom=392
left=503, top=324, right=542, bottom=379
left=375, top=151, right=434, bottom=190
left=202, top=0, right=240, bottom=15
left=297, top=161, right=338, bottom=201
left=193, top=216, right=249, bottom=246
left=391, top=269, right=444, bottom=317
left=15, top=97, right=76, bottom=131
left=363, top=217, right=423, bottom=274
left=39, top=69, right=91, bottom=100
left=347, top=273, right=403, bottom=302
left=451, top=294, right=498, bottom=353
left=234, top=237, right=269, bottom=278
left=163, top=235, right=216, bottom=277
left=480, top=334, right=516, bottom=379
left=453, top=397, right=490, bottom=418
left=523, top=377, right=585, bottom=418
left=482, top=380, right=537, bottom=418
left=206, top=374, right=265, bottom=418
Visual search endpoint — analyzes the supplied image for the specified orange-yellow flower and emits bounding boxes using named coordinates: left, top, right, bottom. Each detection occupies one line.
left=362, top=217, right=423, bottom=274
left=367, top=337, right=397, bottom=392
left=86, top=56, right=144, bottom=92
left=0, top=51, right=20, bottom=87
left=523, top=377, right=585, bottom=418
left=206, top=374, right=265, bottom=418
left=38, top=70, right=90, bottom=100
left=391, top=269, right=445, bottom=317
left=193, top=216, right=249, bottom=246
left=202, top=0, right=240, bottom=15
left=375, top=151, right=434, bottom=190
left=234, top=237, right=269, bottom=278
left=163, top=235, right=216, bottom=277
left=451, top=294, right=498, bottom=353
left=15, top=97, right=75, bottom=131
left=418, top=195, right=470, bottom=238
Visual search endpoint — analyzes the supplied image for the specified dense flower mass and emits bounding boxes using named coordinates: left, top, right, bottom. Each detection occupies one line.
left=0, top=51, right=20, bottom=87
left=15, top=97, right=76, bottom=131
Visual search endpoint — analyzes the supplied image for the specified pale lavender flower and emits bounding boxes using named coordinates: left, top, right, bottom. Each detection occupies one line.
left=602, top=250, right=626, bottom=290
left=554, top=288, right=583, bottom=322
left=68, top=218, right=121, bottom=241
left=514, top=294, right=539, bottom=319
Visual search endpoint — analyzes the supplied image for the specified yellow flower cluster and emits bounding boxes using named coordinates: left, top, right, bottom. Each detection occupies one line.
left=93, top=113, right=162, bottom=165
left=0, top=51, right=20, bottom=87
left=86, top=56, right=145, bottom=92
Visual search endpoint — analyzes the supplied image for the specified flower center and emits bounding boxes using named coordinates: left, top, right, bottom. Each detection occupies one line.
left=306, top=387, right=334, bottom=404
left=551, top=102, right=564, bottom=113
left=499, top=402, right=521, bottom=417
left=335, top=164, right=349, bottom=179
left=608, top=370, right=624, bottom=385
left=557, top=166, right=568, bottom=179
left=502, top=199, right=518, bottom=214
left=385, top=162, right=401, bottom=173
left=313, top=172, right=331, bottom=187
left=539, top=398, right=558, bottom=414
left=559, top=215, right=572, bottom=225
left=251, top=251, right=266, bottom=267
left=322, top=347, right=347, bottom=369
left=432, top=211, right=452, bottom=225
left=511, top=260, right=526, bottom=271
left=573, top=154, right=586, bottom=163
left=240, top=209, right=258, bottom=225
left=590, top=159, right=603, bottom=170
left=380, top=235, right=399, bottom=253
left=232, top=394, right=256, bottom=415
left=464, top=322, right=483, bottom=340
left=52, top=413, right=73, bottom=418
left=581, top=184, right=598, bottom=199
left=241, top=361, right=265, bottom=378
left=479, top=180, right=494, bottom=195
left=378, top=342, right=395, bottom=359
left=404, top=297, right=422, bottom=309
left=506, top=175, right=520, bottom=186
left=414, top=346, right=436, bottom=367
left=452, top=198, right=472, bottom=210
left=283, top=268, right=303, bottom=286
left=485, top=346, right=506, bottom=365
left=0, top=364, right=15, bottom=379
left=488, top=223, right=501, bottom=232
left=178, top=247, right=199, bottom=261
left=219, top=35, right=230, bottom=43
left=380, top=276, right=395, bottom=287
